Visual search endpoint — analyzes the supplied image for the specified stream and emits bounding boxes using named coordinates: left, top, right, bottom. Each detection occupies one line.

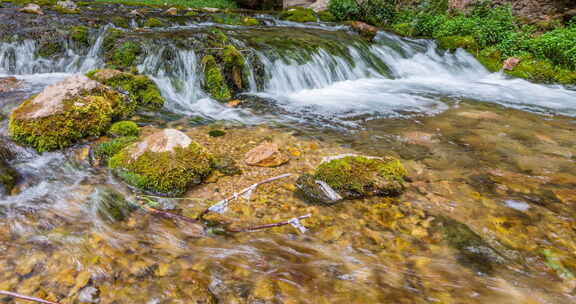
left=1, top=6, right=576, bottom=304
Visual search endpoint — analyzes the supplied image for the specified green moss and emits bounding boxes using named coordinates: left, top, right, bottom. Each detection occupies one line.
left=208, top=129, right=226, bottom=137
left=222, top=45, right=246, bottom=92
left=144, top=17, right=165, bottom=28
left=437, top=35, right=479, bottom=52
left=241, top=17, right=259, bottom=26
left=279, top=7, right=317, bottom=23
left=108, top=140, right=214, bottom=195
left=212, top=13, right=243, bottom=25
left=477, top=47, right=503, bottom=72
left=185, top=10, right=199, bottom=17
left=87, top=70, right=164, bottom=108
left=37, top=41, right=63, bottom=58
left=314, top=156, right=407, bottom=199
left=112, top=16, right=131, bottom=29
left=201, top=55, right=231, bottom=102
left=92, top=136, right=138, bottom=163
left=0, top=159, right=17, bottom=195
left=109, top=121, right=140, bottom=137
left=504, top=57, right=576, bottom=85
left=9, top=89, right=124, bottom=152
left=69, top=26, right=89, bottom=46
left=52, top=6, right=79, bottom=14
left=92, top=187, right=137, bottom=222
left=110, top=42, right=143, bottom=70
left=318, top=11, right=336, bottom=22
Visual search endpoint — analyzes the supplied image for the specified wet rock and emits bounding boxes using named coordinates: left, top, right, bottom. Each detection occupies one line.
left=56, top=0, right=78, bottom=11
left=213, top=155, right=241, bottom=176
left=296, top=174, right=342, bottom=204
left=86, top=69, right=164, bottom=108
left=457, top=110, right=501, bottom=120
left=299, top=155, right=407, bottom=202
left=349, top=21, right=378, bottom=41
left=8, top=75, right=128, bottom=152
left=0, top=77, right=23, bottom=93
left=0, top=158, right=18, bottom=196
left=165, top=7, right=178, bottom=15
left=245, top=142, right=289, bottom=167
left=202, top=7, right=220, bottom=13
left=503, top=57, right=521, bottom=70
left=109, top=129, right=213, bottom=195
left=19, top=4, right=44, bottom=15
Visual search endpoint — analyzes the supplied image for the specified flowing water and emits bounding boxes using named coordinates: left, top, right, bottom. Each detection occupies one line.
left=1, top=11, right=576, bottom=303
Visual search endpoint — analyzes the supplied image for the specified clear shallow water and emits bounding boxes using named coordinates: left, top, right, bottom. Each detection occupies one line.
left=1, top=19, right=576, bottom=304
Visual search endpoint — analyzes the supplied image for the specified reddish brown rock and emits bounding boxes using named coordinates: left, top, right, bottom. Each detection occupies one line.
left=245, top=142, right=289, bottom=167
left=503, top=57, right=521, bottom=71
left=349, top=21, right=378, bottom=41
left=0, top=77, right=23, bottom=93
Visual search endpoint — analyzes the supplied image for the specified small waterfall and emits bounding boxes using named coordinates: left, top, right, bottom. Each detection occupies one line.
left=1, top=23, right=575, bottom=125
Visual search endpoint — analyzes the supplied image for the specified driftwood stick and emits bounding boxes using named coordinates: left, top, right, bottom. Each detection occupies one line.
left=0, top=291, right=60, bottom=304
left=197, top=173, right=293, bottom=219
left=226, top=214, right=311, bottom=233
left=135, top=201, right=200, bottom=225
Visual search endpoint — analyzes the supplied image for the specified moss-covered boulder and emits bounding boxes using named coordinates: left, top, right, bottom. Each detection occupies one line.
left=279, top=8, right=317, bottom=23
left=222, top=45, right=247, bottom=93
left=102, top=29, right=143, bottom=70
left=108, top=121, right=140, bottom=137
left=108, top=129, right=214, bottom=195
left=87, top=69, right=164, bottom=108
left=201, top=55, right=232, bottom=102
left=9, top=75, right=128, bottom=152
left=297, top=155, right=407, bottom=203
left=437, top=35, right=479, bottom=52
left=69, top=25, right=89, bottom=46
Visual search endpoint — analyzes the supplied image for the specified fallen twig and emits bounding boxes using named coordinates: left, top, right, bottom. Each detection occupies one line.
left=197, top=173, right=293, bottom=219
left=226, top=214, right=312, bottom=233
left=0, top=291, right=60, bottom=304
left=135, top=199, right=201, bottom=225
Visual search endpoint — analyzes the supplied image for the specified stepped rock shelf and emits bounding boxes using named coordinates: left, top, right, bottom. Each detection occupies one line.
left=1, top=2, right=576, bottom=304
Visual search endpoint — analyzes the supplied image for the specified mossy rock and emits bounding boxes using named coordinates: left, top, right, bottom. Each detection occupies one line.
left=279, top=7, right=316, bottom=23
left=477, top=47, right=503, bottom=72
left=299, top=155, right=407, bottom=202
left=102, top=29, right=142, bottom=70
left=9, top=75, right=127, bottom=152
left=92, top=136, right=139, bottom=164
left=86, top=69, right=164, bottom=108
left=108, top=129, right=214, bottom=196
left=504, top=57, right=576, bottom=85
left=108, top=121, right=140, bottom=137
left=144, top=17, right=165, bottom=28
left=201, top=55, right=231, bottom=102
left=222, top=45, right=247, bottom=92
left=111, top=16, right=131, bottom=29
left=69, top=25, right=89, bottom=46
left=437, top=35, right=479, bottom=52
left=37, top=41, right=63, bottom=58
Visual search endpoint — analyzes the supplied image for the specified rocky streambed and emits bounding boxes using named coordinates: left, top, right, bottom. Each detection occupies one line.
left=1, top=2, right=576, bottom=304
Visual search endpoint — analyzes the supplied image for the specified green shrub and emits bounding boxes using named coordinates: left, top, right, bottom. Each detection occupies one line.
left=359, top=0, right=396, bottom=26
left=328, top=0, right=361, bottom=21
left=526, top=24, right=576, bottom=69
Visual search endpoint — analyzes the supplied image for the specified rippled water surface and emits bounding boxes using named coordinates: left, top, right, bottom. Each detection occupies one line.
left=1, top=14, right=576, bottom=304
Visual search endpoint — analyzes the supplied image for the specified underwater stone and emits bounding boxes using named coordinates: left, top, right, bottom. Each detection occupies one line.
left=8, top=75, right=127, bottom=152
left=108, top=129, right=213, bottom=196
left=245, top=142, right=289, bottom=167
left=92, top=186, right=137, bottom=222
left=0, top=158, right=18, bottom=197
left=299, top=155, right=407, bottom=201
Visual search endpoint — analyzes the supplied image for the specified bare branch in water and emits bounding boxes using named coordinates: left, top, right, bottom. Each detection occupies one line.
left=226, top=214, right=312, bottom=233
left=0, top=291, right=60, bottom=304
left=197, top=173, right=293, bottom=219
